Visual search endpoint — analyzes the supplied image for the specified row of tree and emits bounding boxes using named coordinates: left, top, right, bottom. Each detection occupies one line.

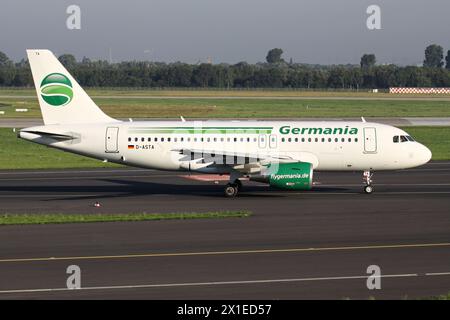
left=1, top=46, right=450, bottom=89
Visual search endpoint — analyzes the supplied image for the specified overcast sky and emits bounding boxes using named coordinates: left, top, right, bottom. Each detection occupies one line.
left=1, top=0, right=449, bottom=65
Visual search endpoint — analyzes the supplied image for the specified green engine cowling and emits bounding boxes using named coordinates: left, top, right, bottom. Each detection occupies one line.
left=266, top=162, right=313, bottom=190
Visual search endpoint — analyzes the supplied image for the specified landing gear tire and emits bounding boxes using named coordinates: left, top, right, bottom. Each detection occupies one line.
left=224, top=183, right=239, bottom=198
left=364, top=185, right=374, bottom=194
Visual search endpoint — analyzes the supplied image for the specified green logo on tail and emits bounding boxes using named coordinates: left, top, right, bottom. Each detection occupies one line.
left=40, top=73, right=73, bottom=107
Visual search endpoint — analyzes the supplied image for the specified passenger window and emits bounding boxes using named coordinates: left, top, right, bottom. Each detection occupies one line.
left=355, top=138, right=358, bottom=142
left=128, top=137, right=131, bottom=142
left=134, top=137, right=138, bottom=142
left=148, top=137, right=151, bottom=142
left=154, top=137, right=158, bottom=142
left=161, top=138, right=165, bottom=142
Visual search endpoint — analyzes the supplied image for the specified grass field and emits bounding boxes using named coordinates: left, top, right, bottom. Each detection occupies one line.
left=0, top=126, right=448, bottom=170
left=1, top=88, right=450, bottom=118
left=427, top=292, right=450, bottom=300
left=0, top=211, right=251, bottom=226
left=0, top=211, right=251, bottom=225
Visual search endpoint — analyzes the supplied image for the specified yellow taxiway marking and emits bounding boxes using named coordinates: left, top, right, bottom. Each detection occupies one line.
left=1, top=242, right=449, bottom=264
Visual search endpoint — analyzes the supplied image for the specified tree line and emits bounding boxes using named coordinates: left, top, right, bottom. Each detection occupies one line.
left=1, top=46, right=450, bottom=89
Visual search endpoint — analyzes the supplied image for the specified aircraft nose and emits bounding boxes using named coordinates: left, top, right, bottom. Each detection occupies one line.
left=418, top=144, right=432, bottom=165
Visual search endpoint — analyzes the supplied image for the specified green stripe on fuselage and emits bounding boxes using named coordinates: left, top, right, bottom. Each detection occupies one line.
left=128, top=127, right=273, bottom=135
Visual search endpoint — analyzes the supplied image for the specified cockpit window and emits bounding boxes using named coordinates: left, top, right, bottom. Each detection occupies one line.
left=394, top=135, right=414, bottom=143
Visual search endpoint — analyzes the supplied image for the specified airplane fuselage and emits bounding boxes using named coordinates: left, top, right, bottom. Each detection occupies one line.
left=19, top=120, right=432, bottom=173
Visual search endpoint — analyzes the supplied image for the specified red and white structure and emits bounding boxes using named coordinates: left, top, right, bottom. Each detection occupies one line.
left=390, top=87, right=450, bottom=94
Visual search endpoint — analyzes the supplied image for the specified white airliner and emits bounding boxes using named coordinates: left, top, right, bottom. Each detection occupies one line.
left=19, top=49, right=432, bottom=197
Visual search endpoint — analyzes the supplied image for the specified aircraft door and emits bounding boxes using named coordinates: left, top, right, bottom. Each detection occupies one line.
left=105, top=127, right=119, bottom=153
left=363, top=127, right=377, bottom=153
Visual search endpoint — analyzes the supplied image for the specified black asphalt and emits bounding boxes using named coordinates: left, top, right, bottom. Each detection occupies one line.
left=0, top=162, right=449, bottom=299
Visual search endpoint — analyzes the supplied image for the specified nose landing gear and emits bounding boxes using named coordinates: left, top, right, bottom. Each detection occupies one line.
left=363, top=170, right=374, bottom=194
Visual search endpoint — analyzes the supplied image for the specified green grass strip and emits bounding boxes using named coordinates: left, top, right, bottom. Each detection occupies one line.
left=0, top=211, right=252, bottom=226
left=424, top=292, right=450, bottom=300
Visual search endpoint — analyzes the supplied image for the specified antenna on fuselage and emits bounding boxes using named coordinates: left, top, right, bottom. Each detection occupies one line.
left=361, top=117, right=366, bottom=123
left=180, top=116, right=186, bottom=122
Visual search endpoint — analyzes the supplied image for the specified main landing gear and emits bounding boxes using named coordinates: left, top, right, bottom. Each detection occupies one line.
left=363, top=170, right=374, bottom=194
left=224, top=179, right=242, bottom=198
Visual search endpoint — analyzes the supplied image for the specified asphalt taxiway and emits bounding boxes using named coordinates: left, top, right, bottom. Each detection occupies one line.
left=0, top=162, right=449, bottom=299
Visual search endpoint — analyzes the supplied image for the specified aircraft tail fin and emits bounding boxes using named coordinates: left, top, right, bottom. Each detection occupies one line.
left=27, top=49, right=117, bottom=125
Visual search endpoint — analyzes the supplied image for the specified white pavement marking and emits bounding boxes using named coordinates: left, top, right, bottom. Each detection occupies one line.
left=266, top=191, right=450, bottom=196
left=319, top=183, right=450, bottom=187
left=0, top=174, right=182, bottom=181
left=0, top=169, right=152, bottom=175
left=0, top=194, right=102, bottom=198
left=425, top=272, right=450, bottom=276
left=2, top=271, right=450, bottom=295
left=405, top=169, right=450, bottom=172
left=0, top=273, right=423, bottom=295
